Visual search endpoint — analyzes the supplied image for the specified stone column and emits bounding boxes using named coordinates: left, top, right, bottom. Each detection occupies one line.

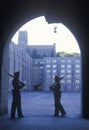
left=82, top=48, right=89, bottom=119
left=0, top=43, right=9, bottom=115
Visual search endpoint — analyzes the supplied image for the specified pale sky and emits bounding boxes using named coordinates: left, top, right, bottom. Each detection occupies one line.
left=12, top=16, right=80, bottom=53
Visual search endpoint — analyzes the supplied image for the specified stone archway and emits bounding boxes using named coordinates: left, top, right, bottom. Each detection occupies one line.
left=0, top=1, right=88, bottom=119
left=0, top=15, right=83, bottom=116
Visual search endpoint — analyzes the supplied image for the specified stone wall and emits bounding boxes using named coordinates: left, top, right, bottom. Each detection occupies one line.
left=0, top=43, right=9, bottom=115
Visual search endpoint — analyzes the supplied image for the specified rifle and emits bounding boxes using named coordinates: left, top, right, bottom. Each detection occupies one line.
left=60, top=73, right=70, bottom=80
left=49, top=73, right=69, bottom=90
left=4, top=71, right=14, bottom=78
left=4, top=71, right=25, bottom=87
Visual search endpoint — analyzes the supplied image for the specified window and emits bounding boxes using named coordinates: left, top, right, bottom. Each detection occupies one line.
left=46, top=65, right=51, bottom=68
left=75, top=74, right=80, bottom=78
left=67, top=70, right=71, bottom=73
left=61, top=69, right=65, bottom=73
left=46, top=69, right=51, bottom=73
left=61, top=80, right=65, bottom=83
left=61, top=59, right=65, bottom=63
left=40, top=66, right=43, bottom=69
left=67, top=65, right=71, bottom=68
left=46, top=74, right=51, bottom=78
left=75, top=70, right=80, bottom=73
left=76, top=80, right=80, bottom=83
left=75, top=65, right=80, bottom=68
left=40, top=61, right=44, bottom=64
left=61, top=65, right=65, bottom=68
left=52, top=69, right=57, bottom=73
left=46, top=59, right=50, bottom=63
left=53, top=65, right=57, bottom=68
left=67, top=74, right=71, bottom=78
left=75, top=85, right=80, bottom=90
left=67, top=80, right=71, bottom=83
left=75, top=60, right=80, bottom=63
left=52, top=59, right=56, bottom=63
left=67, top=59, right=71, bottom=63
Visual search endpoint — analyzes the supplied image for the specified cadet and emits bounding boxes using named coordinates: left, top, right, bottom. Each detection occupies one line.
left=50, top=75, right=66, bottom=117
left=11, top=71, right=25, bottom=119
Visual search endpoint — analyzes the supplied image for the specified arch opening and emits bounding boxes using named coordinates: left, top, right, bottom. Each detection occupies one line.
left=7, top=16, right=81, bottom=118
left=0, top=15, right=82, bottom=118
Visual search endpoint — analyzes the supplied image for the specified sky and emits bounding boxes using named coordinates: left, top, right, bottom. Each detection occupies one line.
left=12, top=16, right=80, bottom=53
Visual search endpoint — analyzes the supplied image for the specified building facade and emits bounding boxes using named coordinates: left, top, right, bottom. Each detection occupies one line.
left=9, top=41, right=33, bottom=91
left=42, top=56, right=81, bottom=92
left=26, top=44, right=56, bottom=58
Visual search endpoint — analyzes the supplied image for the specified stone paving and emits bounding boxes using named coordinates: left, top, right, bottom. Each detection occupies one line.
left=0, top=91, right=89, bottom=130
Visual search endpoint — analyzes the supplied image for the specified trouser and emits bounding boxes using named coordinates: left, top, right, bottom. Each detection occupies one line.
left=54, top=102, right=66, bottom=116
left=11, top=98, right=23, bottom=118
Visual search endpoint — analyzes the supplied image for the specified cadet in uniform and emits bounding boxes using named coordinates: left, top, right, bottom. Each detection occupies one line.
left=50, top=75, right=66, bottom=117
left=11, top=71, right=25, bottom=119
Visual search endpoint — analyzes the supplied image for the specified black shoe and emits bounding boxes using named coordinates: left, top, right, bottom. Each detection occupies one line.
left=61, top=113, right=66, bottom=117
left=10, top=116, right=16, bottom=119
left=53, top=114, right=59, bottom=117
left=18, top=115, right=25, bottom=118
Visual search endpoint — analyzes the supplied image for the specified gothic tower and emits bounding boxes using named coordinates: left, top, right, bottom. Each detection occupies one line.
left=18, top=31, right=28, bottom=46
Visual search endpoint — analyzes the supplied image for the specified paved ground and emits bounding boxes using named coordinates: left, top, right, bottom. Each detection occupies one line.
left=0, top=91, right=89, bottom=130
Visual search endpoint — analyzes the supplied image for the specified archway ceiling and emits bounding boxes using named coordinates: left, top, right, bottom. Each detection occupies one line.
left=0, top=1, right=83, bottom=28
left=0, top=0, right=88, bottom=50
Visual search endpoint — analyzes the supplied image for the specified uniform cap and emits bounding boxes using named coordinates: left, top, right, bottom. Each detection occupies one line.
left=55, top=75, right=60, bottom=81
left=14, top=71, right=19, bottom=77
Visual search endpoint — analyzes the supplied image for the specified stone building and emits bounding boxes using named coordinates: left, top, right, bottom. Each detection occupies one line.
left=27, top=44, right=56, bottom=58
left=9, top=41, right=33, bottom=91
left=42, top=56, right=81, bottom=91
